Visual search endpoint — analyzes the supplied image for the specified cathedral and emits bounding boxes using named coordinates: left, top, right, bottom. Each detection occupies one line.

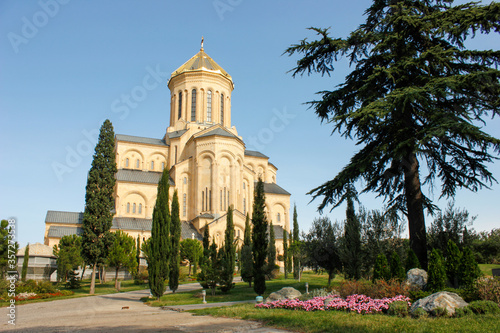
left=44, top=43, right=291, bottom=257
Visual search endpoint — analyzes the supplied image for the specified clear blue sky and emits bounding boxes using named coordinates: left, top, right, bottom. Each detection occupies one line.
left=1, top=0, right=499, bottom=247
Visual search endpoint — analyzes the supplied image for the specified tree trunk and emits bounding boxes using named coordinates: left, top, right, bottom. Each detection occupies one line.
left=115, top=266, right=120, bottom=290
left=81, top=265, right=86, bottom=280
left=404, top=153, right=428, bottom=270
left=90, top=262, right=96, bottom=295
left=188, top=261, right=192, bottom=276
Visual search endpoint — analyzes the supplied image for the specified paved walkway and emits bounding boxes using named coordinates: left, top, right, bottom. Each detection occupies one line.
left=0, top=280, right=287, bottom=332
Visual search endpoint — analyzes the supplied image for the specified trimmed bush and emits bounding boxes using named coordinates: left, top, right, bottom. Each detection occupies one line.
left=373, top=254, right=390, bottom=282
left=411, top=307, right=428, bottom=318
left=454, top=306, right=473, bottom=317
left=387, top=300, right=409, bottom=317
left=409, top=290, right=431, bottom=302
left=405, top=248, right=420, bottom=272
left=459, top=247, right=481, bottom=290
left=467, top=300, right=500, bottom=315
left=427, top=249, right=447, bottom=292
left=390, top=251, right=406, bottom=281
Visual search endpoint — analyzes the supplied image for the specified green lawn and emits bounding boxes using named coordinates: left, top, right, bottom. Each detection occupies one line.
left=145, top=271, right=338, bottom=307
left=191, top=304, right=500, bottom=333
left=478, top=264, right=500, bottom=276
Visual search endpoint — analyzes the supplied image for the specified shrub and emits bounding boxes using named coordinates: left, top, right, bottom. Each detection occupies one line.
left=337, top=279, right=410, bottom=299
left=458, top=247, right=481, bottom=290
left=476, top=276, right=500, bottom=304
left=372, top=254, right=390, bottom=282
left=36, top=280, right=57, bottom=294
left=337, top=279, right=371, bottom=298
left=16, top=280, right=37, bottom=293
left=427, top=249, right=446, bottom=292
left=445, top=240, right=461, bottom=288
left=65, top=270, right=81, bottom=289
left=467, top=300, right=500, bottom=315
left=454, top=306, right=473, bottom=317
left=134, top=268, right=149, bottom=285
left=390, top=252, right=406, bottom=281
left=405, top=248, right=420, bottom=272
left=387, top=300, right=409, bottom=317
left=411, top=307, right=428, bottom=318
left=409, top=290, right=431, bottom=302
left=433, top=306, right=448, bottom=317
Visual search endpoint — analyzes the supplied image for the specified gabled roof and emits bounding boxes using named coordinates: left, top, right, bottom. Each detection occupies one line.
left=113, top=217, right=152, bottom=231
left=196, top=127, right=238, bottom=140
left=116, top=134, right=168, bottom=146
left=45, top=211, right=83, bottom=224
left=171, top=48, right=232, bottom=82
left=181, top=222, right=203, bottom=241
left=245, top=150, right=268, bottom=159
left=47, top=226, right=83, bottom=238
left=116, top=169, right=175, bottom=185
left=255, top=182, right=291, bottom=196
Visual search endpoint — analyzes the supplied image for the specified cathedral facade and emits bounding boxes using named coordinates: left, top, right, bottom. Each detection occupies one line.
left=44, top=45, right=291, bottom=257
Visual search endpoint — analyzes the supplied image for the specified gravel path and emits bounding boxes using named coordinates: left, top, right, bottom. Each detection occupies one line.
left=0, top=284, right=289, bottom=332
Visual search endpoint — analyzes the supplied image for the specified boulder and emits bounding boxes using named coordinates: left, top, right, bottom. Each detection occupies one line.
left=405, top=268, right=428, bottom=289
left=410, top=291, right=468, bottom=316
left=265, top=287, right=302, bottom=303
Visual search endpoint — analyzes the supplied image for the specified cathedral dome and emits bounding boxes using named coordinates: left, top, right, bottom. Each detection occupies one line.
left=170, top=47, right=232, bottom=82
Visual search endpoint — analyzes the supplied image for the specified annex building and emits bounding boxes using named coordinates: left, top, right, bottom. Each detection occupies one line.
left=44, top=44, right=291, bottom=256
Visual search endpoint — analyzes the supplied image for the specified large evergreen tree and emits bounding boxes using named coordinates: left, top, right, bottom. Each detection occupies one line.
left=241, top=213, right=253, bottom=286
left=292, top=204, right=300, bottom=279
left=252, top=178, right=268, bottom=295
left=219, top=206, right=236, bottom=292
left=21, top=244, right=29, bottom=281
left=283, top=229, right=289, bottom=279
left=53, top=235, right=83, bottom=282
left=169, top=190, right=181, bottom=293
left=180, top=239, right=202, bottom=276
left=341, top=191, right=361, bottom=280
left=81, top=119, right=117, bottom=294
left=107, top=230, right=137, bottom=290
left=149, top=168, right=171, bottom=299
left=198, top=224, right=211, bottom=288
left=286, top=0, right=500, bottom=270
left=427, top=248, right=447, bottom=292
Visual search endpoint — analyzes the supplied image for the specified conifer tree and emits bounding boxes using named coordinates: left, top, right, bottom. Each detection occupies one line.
left=206, top=240, right=220, bottom=295
left=198, top=225, right=211, bottom=288
left=427, top=249, right=447, bottom=292
left=405, top=248, right=421, bottom=272
left=169, top=190, right=181, bottom=293
left=292, top=204, right=300, bottom=279
left=21, top=244, right=29, bottom=281
left=108, top=230, right=137, bottom=290
left=287, top=233, right=293, bottom=275
left=241, top=213, right=253, bottom=286
left=266, top=222, right=277, bottom=279
left=81, top=119, right=117, bottom=294
left=136, top=236, right=141, bottom=269
left=149, top=168, right=171, bottom=299
left=458, top=247, right=481, bottom=290
left=283, top=229, right=289, bottom=279
left=219, top=206, right=236, bottom=292
left=286, top=0, right=500, bottom=270
left=390, top=251, right=405, bottom=281
left=372, top=253, right=390, bottom=282
left=252, top=178, right=268, bottom=295
left=341, top=189, right=361, bottom=280
left=445, top=240, right=462, bottom=288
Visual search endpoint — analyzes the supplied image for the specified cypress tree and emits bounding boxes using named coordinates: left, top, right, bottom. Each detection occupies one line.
left=206, top=240, right=220, bottom=295
left=287, top=232, right=293, bottom=276
left=405, top=248, right=421, bottom=272
left=198, top=224, right=211, bottom=289
left=21, top=244, right=29, bottom=281
left=427, top=249, right=447, bottom=292
left=149, top=168, right=171, bottom=299
left=169, top=190, right=181, bottom=293
left=241, top=213, right=253, bottom=287
left=136, top=236, right=141, bottom=269
left=266, top=222, right=277, bottom=279
left=458, top=247, right=481, bottom=290
left=292, top=204, right=299, bottom=279
left=372, top=253, right=390, bottom=282
left=81, top=119, right=117, bottom=294
left=390, top=251, right=405, bottom=282
left=283, top=229, right=289, bottom=279
left=445, top=240, right=462, bottom=288
left=341, top=189, right=361, bottom=280
left=252, top=178, right=268, bottom=295
left=220, top=206, right=236, bottom=292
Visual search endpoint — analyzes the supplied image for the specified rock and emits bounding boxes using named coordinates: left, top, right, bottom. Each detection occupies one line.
left=405, top=268, right=428, bottom=289
left=410, top=291, right=468, bottom=316
left=265, top=287, right=302, bottom=303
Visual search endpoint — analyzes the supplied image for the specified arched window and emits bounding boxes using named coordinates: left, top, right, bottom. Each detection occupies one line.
left=150, top=161, right=154, bottom=170
left=202, top=191, right=205, bottom=211
left=133, top=203, right=136, bottom=214
left=243, top=198, right=246, bottom=215
left=138, top=203, right=142, bottom=214
left=243, top=182, right=245, bottom=189
left=126, top=202, right=130, bottom=213
left=161, top=162, right=165, bottom=170
left=277, top=213, right=281, bottom=223
left=220, top=94, right=224, bottom=124
left=207, top=90, right=212, bottom=122
left=136, top=159, right=140, bottom=168
left=183, top=193, right=187, bottom=217
left=183, top=177, right=187, bottom=184
left=191, top=89, right=197, bottom=122
left=178, top=91, right=182, bottom=119
left=125, top=158, right=129, bottom=168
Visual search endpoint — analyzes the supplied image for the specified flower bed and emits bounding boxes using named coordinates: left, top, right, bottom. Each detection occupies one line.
left=12, top=291, right=72, bottom=301
left=256, top=294, right=411, bottom=314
